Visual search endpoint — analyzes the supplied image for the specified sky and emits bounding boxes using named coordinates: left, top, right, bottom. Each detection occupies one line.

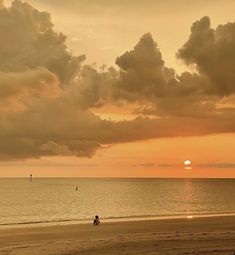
left=0, top=0, right=234, bottom=178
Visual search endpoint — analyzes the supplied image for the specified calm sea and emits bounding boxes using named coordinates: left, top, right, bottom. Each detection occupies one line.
left=0, top=178, right=235, bottom=227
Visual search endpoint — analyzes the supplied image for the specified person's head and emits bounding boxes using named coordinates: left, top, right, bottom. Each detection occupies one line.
left=95, top=215, right=99, bottom=219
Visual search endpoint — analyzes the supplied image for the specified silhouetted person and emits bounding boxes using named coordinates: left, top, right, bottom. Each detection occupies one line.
left=93, top=215, right=100, bottom=226
left=76, top=186, right=78, bottom=191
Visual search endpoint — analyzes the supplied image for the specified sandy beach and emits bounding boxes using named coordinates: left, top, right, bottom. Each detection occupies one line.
left=0, top=216, right=235, bottom=255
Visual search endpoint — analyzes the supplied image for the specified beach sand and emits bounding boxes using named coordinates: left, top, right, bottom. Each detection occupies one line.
left=0, top=216, right=235, bottom=255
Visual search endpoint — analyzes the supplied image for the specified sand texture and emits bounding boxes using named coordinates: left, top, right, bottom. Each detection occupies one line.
left=0, top=216, right=235, bottom=255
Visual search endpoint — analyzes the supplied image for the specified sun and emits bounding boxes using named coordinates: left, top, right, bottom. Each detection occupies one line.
left=184, top=160, right=192, bottom=166
left=184, top=160, right=192, bottom=170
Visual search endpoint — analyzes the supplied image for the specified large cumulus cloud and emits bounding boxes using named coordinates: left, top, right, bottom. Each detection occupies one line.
left=0, top=1, right=234, bottom=160
left=107, top=33, right=213, bottom=119
left=111, top=19, right=235, bottom=119
left=177, top=16, right=235, bottom=96
left=114, top=33, right=175, bottom=101
left=0, top=0, right=85, bottom=83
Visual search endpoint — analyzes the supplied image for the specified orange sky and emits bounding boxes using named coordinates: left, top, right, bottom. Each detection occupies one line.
left=0, top=1, right=234, bottom=178
left=0, top=134, right=234, bottom=178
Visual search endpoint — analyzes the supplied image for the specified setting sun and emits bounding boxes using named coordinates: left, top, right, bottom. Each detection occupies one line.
left=184, top=160, right=192, bottom=170
left=184, top=160, right=192, bottom=166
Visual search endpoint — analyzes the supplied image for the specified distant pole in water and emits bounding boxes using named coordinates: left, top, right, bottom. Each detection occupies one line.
left=30, top=174, right=32, bottom=183
left=76, top=186, right=78, bottom=191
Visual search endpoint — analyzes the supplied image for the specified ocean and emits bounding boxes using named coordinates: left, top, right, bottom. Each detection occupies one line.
left=0, top=178, right=235, bottom=228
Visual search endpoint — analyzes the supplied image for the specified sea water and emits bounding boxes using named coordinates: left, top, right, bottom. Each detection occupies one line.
left=0, top=178, right=235, bottom=227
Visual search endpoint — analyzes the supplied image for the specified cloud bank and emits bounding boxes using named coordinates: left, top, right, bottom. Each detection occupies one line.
left=0, top=1, right=234, bottom=160
left=198, top=162, right=235, bottom=169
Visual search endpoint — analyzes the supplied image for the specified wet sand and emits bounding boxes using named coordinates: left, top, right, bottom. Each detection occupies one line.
left=0, top=216, right=235, bottom=254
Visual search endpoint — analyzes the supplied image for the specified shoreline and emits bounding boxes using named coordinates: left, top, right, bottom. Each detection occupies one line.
left=0, top=215, right=235, bottom=254
left=1, top=211, right=235, bottom=230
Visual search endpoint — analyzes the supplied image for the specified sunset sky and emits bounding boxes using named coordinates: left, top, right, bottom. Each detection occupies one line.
left=0, top=0, right=234, bottom=178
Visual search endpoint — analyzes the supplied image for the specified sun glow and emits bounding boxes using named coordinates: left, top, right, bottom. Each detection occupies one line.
left=184, top=160, right=192, bottom=166
left=184, top=160, right=192, bottom=170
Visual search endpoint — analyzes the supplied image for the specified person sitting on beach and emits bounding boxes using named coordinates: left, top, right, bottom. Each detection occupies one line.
left=93, top=215, right=100, bottom=226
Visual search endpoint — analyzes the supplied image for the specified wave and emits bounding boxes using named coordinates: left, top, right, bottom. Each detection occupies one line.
left=1, top=211, right=235, bottom=229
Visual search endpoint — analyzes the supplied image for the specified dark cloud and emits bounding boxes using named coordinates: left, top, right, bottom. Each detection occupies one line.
left=0, top=0, right=85, bottom=83
left=1, top=100, right=234, bottom=160
left=114, top=33, right=174, bottom=101
left=112, top=22, right=235, bottom=119
left=110, top=33, right=227, bottom=120
left=178, top=16, right=235, bottom=96
left=69, top=65, right=117, bottom=109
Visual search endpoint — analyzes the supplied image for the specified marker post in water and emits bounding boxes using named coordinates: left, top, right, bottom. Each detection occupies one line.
left=30, top=174, right=33, bottom=183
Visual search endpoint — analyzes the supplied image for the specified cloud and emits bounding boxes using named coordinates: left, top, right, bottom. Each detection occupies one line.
left=69, top=65, right=117, bottom=109
left=0, top=68, right=61, bottom=112
left=0, top=159, right=97, bottom=168
left=0, top=0, right=4, bottom=9
left=158, top=163, right=177, bottom=168
left=0, top=1, right=234, bottom=160
left=109, top=32, right=234, bottom=123
left=133, top=162, right=156, bottom=168
left=0, top=0, right=85, bottom=83
left=198, top=162, right=235, bottom=169
left=2, top=103, right=234, bottom=160
left=111, top=20, right=235, bottom=120
left=114, top=33, right=174, bottom=101
left=177, top=16, right=235, bottom=96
